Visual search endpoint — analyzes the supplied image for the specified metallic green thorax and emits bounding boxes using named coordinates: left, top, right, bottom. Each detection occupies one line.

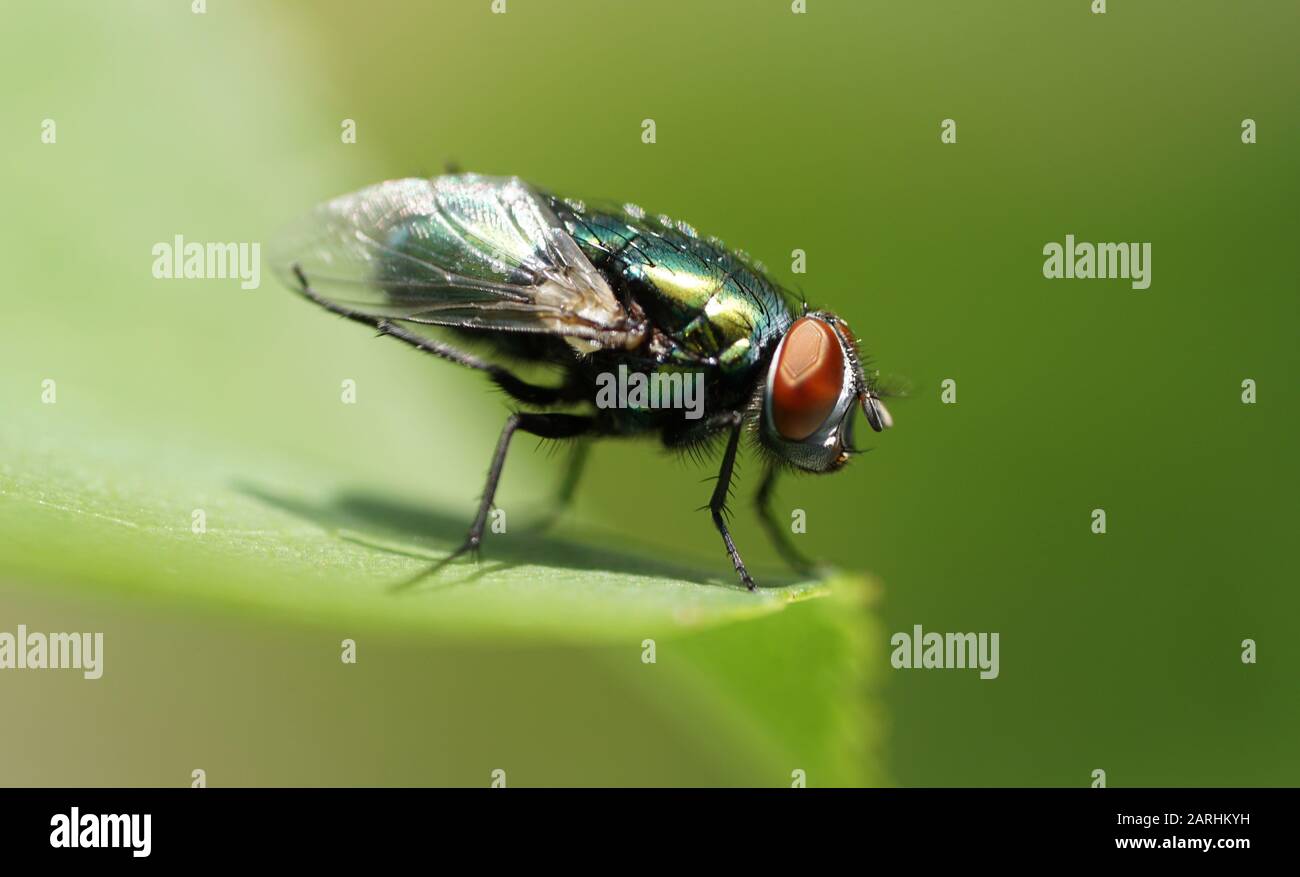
left=548, top=197, right=795, bottom=378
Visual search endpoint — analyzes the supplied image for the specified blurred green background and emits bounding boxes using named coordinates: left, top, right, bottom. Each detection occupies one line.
left=0, top=0, right=1296, bottom=786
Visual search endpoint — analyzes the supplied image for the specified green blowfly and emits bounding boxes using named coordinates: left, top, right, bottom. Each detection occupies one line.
left=272, top=174, right=894, bottom=589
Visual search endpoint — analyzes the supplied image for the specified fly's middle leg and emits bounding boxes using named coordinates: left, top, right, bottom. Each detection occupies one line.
left=529, top=440, right=591, bottom=533
left=446, top=412, right=594, bottom=564
left=755, top=464, right=816, bottom=577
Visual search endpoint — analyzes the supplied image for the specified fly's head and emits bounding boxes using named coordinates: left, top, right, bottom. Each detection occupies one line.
left=758, top=312, right=892, bottom=473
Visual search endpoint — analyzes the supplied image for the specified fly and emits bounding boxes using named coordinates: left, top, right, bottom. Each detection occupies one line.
left=271, top=173, right=894, bottom=590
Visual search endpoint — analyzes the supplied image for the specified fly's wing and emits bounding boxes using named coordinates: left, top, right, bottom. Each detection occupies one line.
left=269, top=174, right=644, bottom=350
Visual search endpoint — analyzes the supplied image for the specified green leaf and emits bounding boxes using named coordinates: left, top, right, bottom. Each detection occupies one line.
left=1, top=421, right=814, bottom=638
left=0, top=412, right=884, bottom=785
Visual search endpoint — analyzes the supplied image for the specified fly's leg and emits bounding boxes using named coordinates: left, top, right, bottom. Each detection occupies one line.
left=755, top=464, right=816, bottom=577
left=441, top=412, right=594, bottom=567
left=706, top=414, right=756, bottom=591
left=291, top=264, right=490, bottom=369
left=291, top=264, right=570, bottom=406
left=556, top=441, right=590, bottom=508
left=530, top=440, right=590, bottom=533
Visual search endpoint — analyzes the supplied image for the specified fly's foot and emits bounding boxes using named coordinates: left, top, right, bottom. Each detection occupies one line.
left=728, top=548, right=757, bottom=591
left=390, top=532, right=481, bottom=592
left=445, top=532, right=483, bottom=565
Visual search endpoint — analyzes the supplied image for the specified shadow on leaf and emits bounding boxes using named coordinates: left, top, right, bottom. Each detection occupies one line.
left=235, top=482, right=747, bottom=592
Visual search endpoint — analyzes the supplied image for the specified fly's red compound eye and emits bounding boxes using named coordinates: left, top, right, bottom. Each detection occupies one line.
left=771, top=317, right=845, bottom=441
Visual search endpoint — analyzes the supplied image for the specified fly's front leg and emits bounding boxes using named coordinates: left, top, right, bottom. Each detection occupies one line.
left=755, top=464, right=816, bottom=577
left=707, top=414, right=756, bottom=591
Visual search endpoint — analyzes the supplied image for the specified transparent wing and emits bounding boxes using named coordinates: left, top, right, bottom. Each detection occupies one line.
left=269, top=174, right=644, bottom=348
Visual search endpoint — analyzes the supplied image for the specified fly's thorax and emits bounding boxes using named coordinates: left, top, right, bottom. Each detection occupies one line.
left=552, top=199, right=795, bottom=376
left=588, top=358, right=715, bottom=425
left=674, top=293, right=789, bottom=377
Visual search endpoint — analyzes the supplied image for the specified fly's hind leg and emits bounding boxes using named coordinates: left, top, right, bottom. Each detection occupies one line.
left=398, top=412, right=595, bottom=587
left=291, top=264, right=571, bottom=406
